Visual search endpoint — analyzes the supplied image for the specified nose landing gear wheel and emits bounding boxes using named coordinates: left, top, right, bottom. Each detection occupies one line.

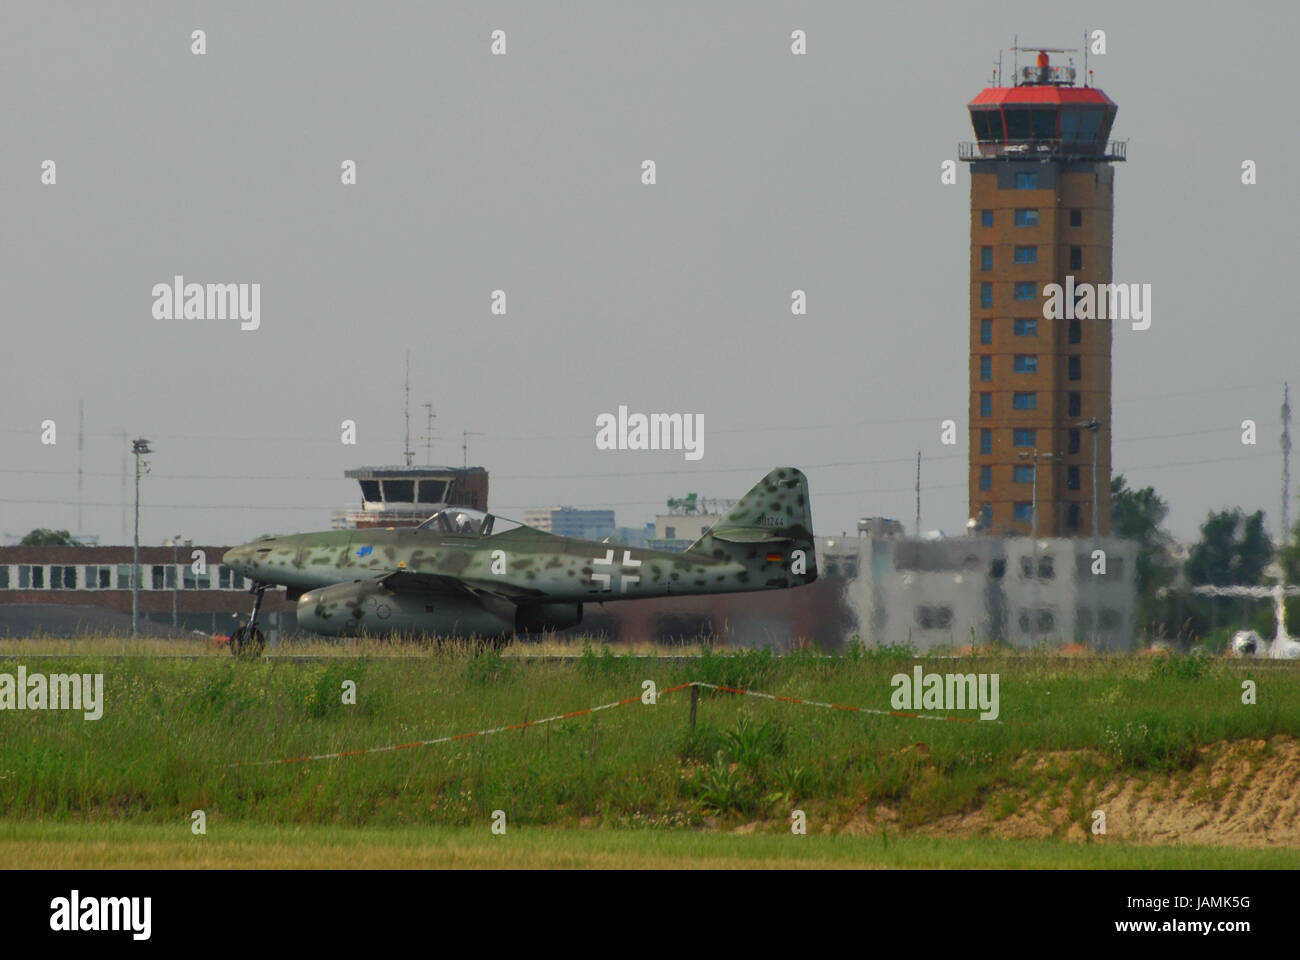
left=232, top=581, right=270, bottom=658
left=230, top=626, right=265, bottom=659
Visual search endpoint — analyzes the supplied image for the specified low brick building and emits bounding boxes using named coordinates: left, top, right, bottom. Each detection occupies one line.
left=0, top=544, right=293, bottom=638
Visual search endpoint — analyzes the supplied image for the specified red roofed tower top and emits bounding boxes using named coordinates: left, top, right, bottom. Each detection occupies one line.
left=962, top=50, right=1122, bottom=161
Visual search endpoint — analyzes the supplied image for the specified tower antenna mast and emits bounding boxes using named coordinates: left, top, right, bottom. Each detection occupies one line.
left=1283, top=382, right=1292, bottom=546
left=422, top=402, right=437, bottom=465
left=402, top=352, right=414, bottom=467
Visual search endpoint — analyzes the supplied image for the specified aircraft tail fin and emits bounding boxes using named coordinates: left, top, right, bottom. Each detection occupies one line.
left=685, top=467, right=817, bottom=586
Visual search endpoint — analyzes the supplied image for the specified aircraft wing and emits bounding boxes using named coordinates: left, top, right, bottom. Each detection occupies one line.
left=378, top=569, right=547, bottom=602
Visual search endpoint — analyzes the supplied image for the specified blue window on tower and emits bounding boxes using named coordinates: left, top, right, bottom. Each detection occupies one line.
left=1013, top=465, right=1035, bottom=483
left=1014, top=282, right=1037, bottom=301
left=1014, top=318, right=1038, bottom=336
left=980, top=393, right=992, bottom=417
left=1014, top=172, right=1038, bottom=189
left=982, top=210, right=994, bottom=228
left=979, top=466, right=992, bottom=491
left=1012, top=392, right=1037, bottom=410
left=980, top=319, right=992, bottom=344
left=1014, top=246, right=1037, bottom=264
left=1013, top=355, right=1038, bottom=373
left=980, top=283, right=993, bottom=308
left=1014, top=209, right=1038, bottom=227
left=1013, top=428, right=1036, bottom=447
left=1070, top=246, right=1082, bottom=270
left=980, top=356, right=992, bottom=381
left=979, top=504, right=993, bottom=528
left=980, top=428, right=992, bottom=454
left=1013, top=502, right=1033, bottom=522
left=981, top=247, right=993, bottom=271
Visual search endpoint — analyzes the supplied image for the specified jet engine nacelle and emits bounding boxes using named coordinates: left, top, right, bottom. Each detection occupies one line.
left=297, top=579, right=515, bottom=638
left=515, top=602, right=582, bottom=633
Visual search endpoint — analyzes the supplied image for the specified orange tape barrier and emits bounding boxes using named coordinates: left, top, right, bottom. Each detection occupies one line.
left=231, top=679, right=1019, bottom=768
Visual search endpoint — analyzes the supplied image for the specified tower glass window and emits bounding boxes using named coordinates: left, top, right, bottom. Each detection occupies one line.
left=1014, top=172, right=1038, bottom=189
left=980, top=428, right=992, bottom=454
left=1013, top=465, right=1034, bottom=483
left=980, top=393, right=992, bottom=417
left=982, top=210, right=993, bottom=227
left=1068, top=429, right=1081, bottom=454
left=979, top=466, right=992, bottom=490
left=1068, top=392, right=1082, bottom=417
left=1066, top=504, right=1080, bottom=528
left=1013, top=282, right=1037, bottom=300
left=1069, top=319, right=1081, bottom=344
left=981, top=246, right=993, bottom=271
left=1014, top=209, right=1038, bottom=227
left=1069, top=356, right=1082, bottom=381
left=1013, top=502, right=1033, bottom=522
left=1012, top=392, right=1037, bottom=410
left=1070, top=246, right=1083, bottom=270
left=1013, top=354, right=1038, bottom=373
left=1014, top=245, right=1038, bottom=264
left=980, top=283, right=993, bottom=308
left=980, top=319, right=992, bottom=344
left=980, top=356, right=992, bottom=381
left=1014, top=318, right=1037, bottom=336
left=1070, top=208, right=1082, bottom=227
left=1067, top=466, right=1081, bottom=490
left=1013, top=428, right=1036, bottom=447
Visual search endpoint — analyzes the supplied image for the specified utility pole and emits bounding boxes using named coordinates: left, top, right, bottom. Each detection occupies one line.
left=120, top=428, right=128, bottom=543
left=76, top=400, right=84, bottom=539
left=915, top=451, right=921, bottom=536
left=131, top=438, right=152, bottom=637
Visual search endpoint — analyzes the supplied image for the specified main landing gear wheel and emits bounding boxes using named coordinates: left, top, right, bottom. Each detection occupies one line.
left=230, top=625, right=265, bottom=659
left=231, top=581, right=270, bottom=659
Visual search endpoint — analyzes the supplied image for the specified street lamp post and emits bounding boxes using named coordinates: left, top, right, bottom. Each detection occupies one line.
left=172, top=534, right=181, bottom=629
left=131, top=438, right=152, bottom=637
left=1078, top=418, right=1103, bottom=646
left=1078, top=419, right=1102, bottom=538
left=1018, top=448, right=1058, bottom=539
left=1019, top=448, right=1057, bottom=638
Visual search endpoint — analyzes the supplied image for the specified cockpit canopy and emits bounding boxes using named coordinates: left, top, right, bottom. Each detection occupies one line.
left=416, top=506, right=525, bottom=537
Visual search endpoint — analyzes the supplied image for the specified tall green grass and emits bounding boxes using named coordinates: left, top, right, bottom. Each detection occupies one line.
left=0, top=647, right=1294, bottom=832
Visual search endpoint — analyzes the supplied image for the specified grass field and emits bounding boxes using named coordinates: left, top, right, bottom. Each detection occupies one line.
left=4, top=820, right=1297, bottom=869
left=1, top=638, right=1298, bottom=866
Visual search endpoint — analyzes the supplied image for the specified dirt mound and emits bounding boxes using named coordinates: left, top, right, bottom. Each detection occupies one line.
left=852, top=736, right=1300, bottom=847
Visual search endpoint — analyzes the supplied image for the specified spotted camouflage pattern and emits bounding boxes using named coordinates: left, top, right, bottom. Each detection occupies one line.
left=223, top=467, right=817, bottom=637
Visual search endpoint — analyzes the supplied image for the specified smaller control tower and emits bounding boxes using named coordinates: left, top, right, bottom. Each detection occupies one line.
left=332, top=465, right=488, bottom=529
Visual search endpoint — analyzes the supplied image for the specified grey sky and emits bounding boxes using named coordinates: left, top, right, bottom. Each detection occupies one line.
left=3, top=1, right=1297, bottom=547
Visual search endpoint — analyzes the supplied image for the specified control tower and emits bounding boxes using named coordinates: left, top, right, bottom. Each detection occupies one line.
left=960, top=48, right=1124, bottom=538
left=332, top=466, right=489, bottom=529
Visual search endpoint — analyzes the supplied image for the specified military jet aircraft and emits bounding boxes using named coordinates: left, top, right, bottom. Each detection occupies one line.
left=222, top=467, right=817, bottom=655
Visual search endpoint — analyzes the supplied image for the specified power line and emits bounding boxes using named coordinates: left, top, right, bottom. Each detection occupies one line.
left=0, top=451, right=1278, bottom=515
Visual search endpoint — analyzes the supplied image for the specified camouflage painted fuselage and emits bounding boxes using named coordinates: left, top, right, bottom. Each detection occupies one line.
left=223, top=467, right=817, bottom=638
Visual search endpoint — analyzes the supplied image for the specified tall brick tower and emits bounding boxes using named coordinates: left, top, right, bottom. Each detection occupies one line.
left=961, top=48, right=1123, bottom=538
